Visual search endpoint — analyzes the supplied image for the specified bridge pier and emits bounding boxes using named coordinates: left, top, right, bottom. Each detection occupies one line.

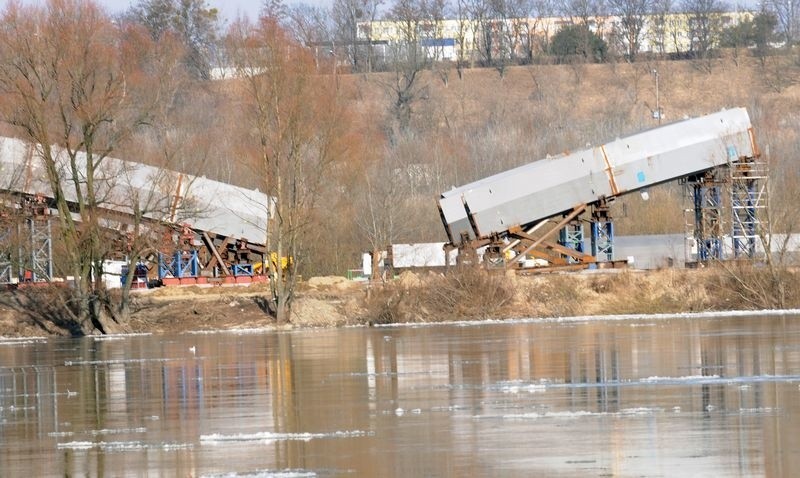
left=684, top=155, right=767, bottom=264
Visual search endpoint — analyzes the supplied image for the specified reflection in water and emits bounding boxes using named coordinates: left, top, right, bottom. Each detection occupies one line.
left=0, top=315, right=799, bottom=476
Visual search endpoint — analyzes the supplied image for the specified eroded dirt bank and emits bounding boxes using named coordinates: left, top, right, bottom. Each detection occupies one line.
left=1, top=267, right=798, bottom=338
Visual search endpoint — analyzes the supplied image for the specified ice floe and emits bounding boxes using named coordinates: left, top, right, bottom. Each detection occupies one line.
left=200, top=430, right=372, bottom=445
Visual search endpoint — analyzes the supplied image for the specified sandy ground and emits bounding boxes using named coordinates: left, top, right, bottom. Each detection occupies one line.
left=0, top=276, right=370, bottom=337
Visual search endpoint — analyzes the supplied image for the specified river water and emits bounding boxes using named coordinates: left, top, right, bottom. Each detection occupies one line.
left=2, top=312, right=800, bottom=477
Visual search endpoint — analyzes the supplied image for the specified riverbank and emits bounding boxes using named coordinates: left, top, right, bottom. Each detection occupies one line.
left=1, top=266, right=798, bottom=338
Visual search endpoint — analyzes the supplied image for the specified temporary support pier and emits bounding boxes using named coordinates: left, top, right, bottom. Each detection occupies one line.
left=683, top=155, right=769, bottom=265
left=439, top=108, right=761, bottom=271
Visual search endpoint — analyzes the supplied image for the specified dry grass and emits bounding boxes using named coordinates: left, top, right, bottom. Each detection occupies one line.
left=710, top=263, right=800, bottom=310
left=364, top=267, right=515, bottom=323
left=359, top=266, right=800, bottom=325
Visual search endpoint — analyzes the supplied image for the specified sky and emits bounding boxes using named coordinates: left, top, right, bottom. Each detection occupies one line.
left=103, top=1, right=264, bottom=20
left=18, top=1, right=281, bottom=21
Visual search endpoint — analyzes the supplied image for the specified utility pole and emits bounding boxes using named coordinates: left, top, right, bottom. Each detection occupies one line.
left=652, top=69, right=661, bottom=124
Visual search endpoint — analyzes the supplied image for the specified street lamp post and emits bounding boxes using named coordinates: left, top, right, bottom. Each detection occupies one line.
left=652, top=69, right=661, bottom=124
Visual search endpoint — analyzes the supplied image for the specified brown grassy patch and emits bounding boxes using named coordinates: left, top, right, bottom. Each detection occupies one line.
left=710, top=264, right=800, bottom=310
left=363, top=268, right=515, bottom=324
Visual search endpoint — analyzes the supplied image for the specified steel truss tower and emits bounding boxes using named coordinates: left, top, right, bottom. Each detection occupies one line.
left=0, top=218, right=13, bottom=283
left=688, top=170, right=724, bottom=262
left=590, top=201, right=614, bottom=262
left=0, top=197, right=55, bottom=284
left=730, top=157, right=769, bottom=258
left=19, top=213, right=53, bottom=282
left=558, top=220, right=585, bottom=263
left=684, top=157, right=768, bottom=264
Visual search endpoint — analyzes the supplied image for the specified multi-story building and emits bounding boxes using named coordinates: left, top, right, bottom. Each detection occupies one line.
left=357, top=10, right=754, bottom=65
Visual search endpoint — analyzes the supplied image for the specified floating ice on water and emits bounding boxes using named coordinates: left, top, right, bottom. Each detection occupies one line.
left=0, top=338, right=47, bottom=346
left=201, top=470, right=317, bottom=478
left=64, top=358, right=180, bottom=366
left=57, top=441, right=94, bottom=450
left=93, top=333, right=152, bottom=341
left=619, top=407, right=662, bottom=416
left=185, top=328, right=273, bottom=336
left=499, top=410, right=598, bottom=420
left=485, top=407, right=663, bottom=421
left=200, top=430, right=372, bottom=445
left=497, top=381, right=547, bottom=394
left=89, top=427, right=147, bottom=436
left=374, top=308, right=800, bottom=329
left=641, top=375, right=718, bottom=383
left=57, top=440, right=193, bottom=451
left=430, top=405, right=470, bottom=412
left=739, top=407, right=778, bottom=414
left=47, top=431, right=74, bottom=437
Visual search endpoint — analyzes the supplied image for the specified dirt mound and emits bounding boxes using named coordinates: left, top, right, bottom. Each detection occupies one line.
left=397, top=271, right=422, bottom=288
left=307, top=276, right=348, bottom=288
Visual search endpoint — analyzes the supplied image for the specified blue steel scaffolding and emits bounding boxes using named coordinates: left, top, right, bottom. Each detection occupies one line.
left=558, top=220, right=585, bottom=263
left=688, top=171, right=724, bottom=262
left=730, top=159, right=768, bottom=259
left=591, top=201, right=614, bottom=262
left=158, top=250, right=200, bottom=280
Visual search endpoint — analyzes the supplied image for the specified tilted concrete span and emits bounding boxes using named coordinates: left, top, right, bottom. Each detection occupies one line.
left=0, top=136, right=269, bottom=246
left=439, top=108, right=757, bottom=247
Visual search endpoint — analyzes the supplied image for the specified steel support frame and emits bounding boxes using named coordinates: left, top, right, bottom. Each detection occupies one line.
left=590, top=200, right=614, bottom=262
left=450, top=203, right=624, bottom=273
left=730, top=158, right=768, bottom=259
left=559, top=220, right=585, bottom=264
left=687, top=170, right=724, bottom=262
left=20, top=216, right=53, bottom=282
left=0, top=220, right=13, bottom=283
left=158, top=250, right=200, bottom=280
left=232, top=264, right=254, bottom=277
left=506, top=204, right=597, bottom=269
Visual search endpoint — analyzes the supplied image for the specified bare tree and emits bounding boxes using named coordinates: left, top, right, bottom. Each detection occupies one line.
left=454, top=0, right=473, bottom=76
left=487, top=0, right=521, bottom=76
left=465, top=0, right=496, bottom=66
left=648, top=0, right=673, bottom=57
left=384, top=0, right=432, bottom=131
left=332, top=0, right=384, bottom=72
left=558, top=0, right=609, bottom=62
left=764, top=0, right=800, bottom=46
left=560, top=0, right=608, bottom=26
left=283, top=3, right=335, bottom=46
left=225, top=17, right=350, bottom=323
left=0, top=0, right=186, bottom=334
left=681, top=0, right=727, bottom=61
left=531, top=0, right=558, bottom=57
left=125, top=0, right=221, bottom=80
left=608, top=0, right=651, bottom=60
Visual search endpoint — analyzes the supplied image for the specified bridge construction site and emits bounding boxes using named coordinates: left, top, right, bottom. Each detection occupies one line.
left=0, top=108, right=769, bottom=287
left=437, top=107, right=767, bottom=272
left=0, top=136, right=271, bottom=288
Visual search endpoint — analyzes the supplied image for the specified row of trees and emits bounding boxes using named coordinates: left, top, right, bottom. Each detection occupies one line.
left=58, top=0, right=793, bottom=81
left=281, top=0, right=797, bottom=72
